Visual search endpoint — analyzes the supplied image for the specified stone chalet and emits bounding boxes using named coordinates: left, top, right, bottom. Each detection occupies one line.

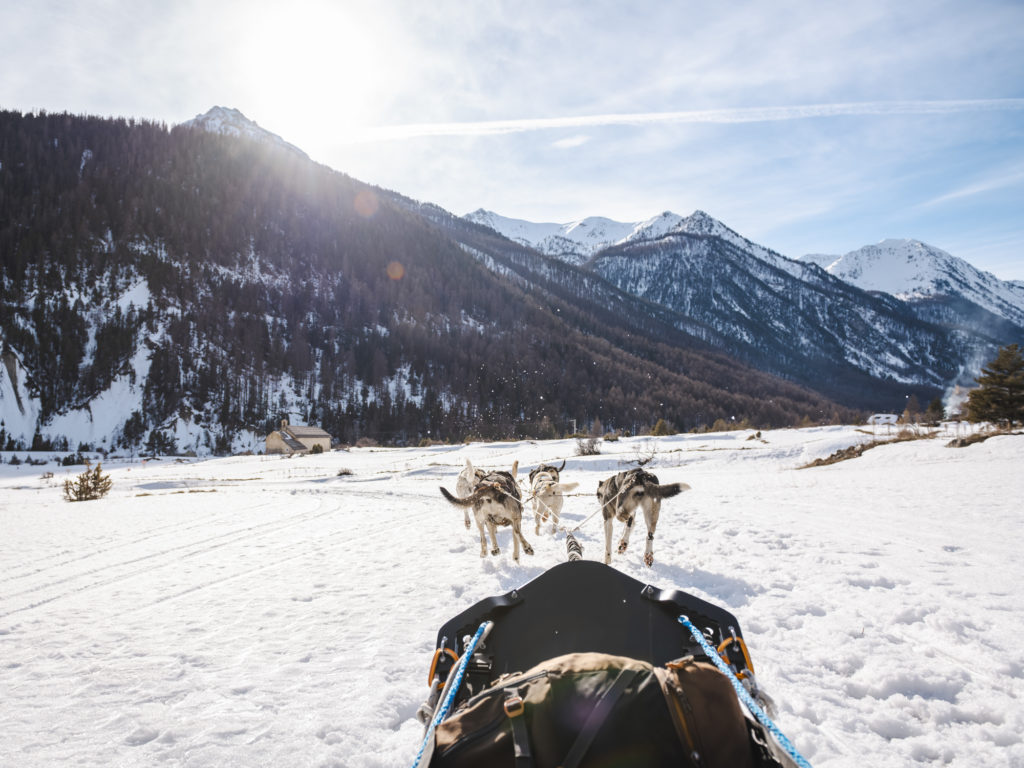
left=867, top=413, right=900, bottom=426
left=266, top=420, right=332, bottom=454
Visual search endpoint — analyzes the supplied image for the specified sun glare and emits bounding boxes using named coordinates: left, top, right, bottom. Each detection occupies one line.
left=237, top=2, right=402, bottom=146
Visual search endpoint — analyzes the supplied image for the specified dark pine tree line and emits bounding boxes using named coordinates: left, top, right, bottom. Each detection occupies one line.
left=0, top=109, right=857, bottom=452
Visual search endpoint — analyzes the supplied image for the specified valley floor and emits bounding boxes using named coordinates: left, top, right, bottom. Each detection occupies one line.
left=1, top=425, right=1022, bottom=767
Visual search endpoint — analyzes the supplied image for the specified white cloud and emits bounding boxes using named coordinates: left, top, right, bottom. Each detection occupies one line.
left=551, top=135, right=591, bottom=149
left=340, top=99, right=1024, bottom=143
left=916, top=165, right=1024, bottom=209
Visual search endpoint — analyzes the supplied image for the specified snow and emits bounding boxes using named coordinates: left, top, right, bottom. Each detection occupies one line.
left=801, top=239, right=1024, bottom=327
left=0, top=353, right=41, bottom=442
left=1, top=425, right=1022, bottom=767
left=182, top=107, right=309, bottom=160
left=464, top=208, right=816, bottom=282
left=117, top=279, right=151, bottom=313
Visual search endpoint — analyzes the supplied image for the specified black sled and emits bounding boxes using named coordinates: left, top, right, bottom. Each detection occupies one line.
left=412, top=546, right=811, bottom=768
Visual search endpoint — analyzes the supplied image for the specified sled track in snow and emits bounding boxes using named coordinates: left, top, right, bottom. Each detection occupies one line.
left=115, top=492, right=446, bottom=617
left=0, top=497, right=334, bottom=619
left=0, top=485, right=451, bottom=620
left=0, top=501, right=273, bottom=587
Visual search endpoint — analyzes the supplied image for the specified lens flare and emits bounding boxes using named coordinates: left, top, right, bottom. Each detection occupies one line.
left=354, top=189, right=379, bottom=217
left=387, top=261, right=405, bottom=280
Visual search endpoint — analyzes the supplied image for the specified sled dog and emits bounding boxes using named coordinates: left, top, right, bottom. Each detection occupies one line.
left=596, top=469, right=690, bottom=567
left=455, top=459, right=487, bottom=529
left=441, top=461, right=534, bottom=562
left=528, top=461, right=579, bottom=535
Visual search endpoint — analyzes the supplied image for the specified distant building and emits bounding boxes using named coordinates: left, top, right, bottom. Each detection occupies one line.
left=867, top=414, right=899, bottom=425
left=266, top=420, right=331, bottom=454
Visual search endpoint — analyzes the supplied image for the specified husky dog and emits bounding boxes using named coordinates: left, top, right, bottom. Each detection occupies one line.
left=455, top=459, right=487, bottom=529
left=596, top=469, right=690, bottom=567
left=528, top=460, right=579, bottom=535
left=441, top=461, right=534, bottom=562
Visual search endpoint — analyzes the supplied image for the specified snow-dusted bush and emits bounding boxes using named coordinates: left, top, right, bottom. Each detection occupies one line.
left=62, top=462, right=113, bottom=502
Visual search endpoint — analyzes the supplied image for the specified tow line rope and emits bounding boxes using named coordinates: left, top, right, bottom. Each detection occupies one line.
left=481, top=482, right=602, bottom=533
left=563, top=480, right=629, bottom=534
left=470, top=472, right=630, bottom=536
left=411, top=620, right=494, bottom=768
left=678, top=615, right=813, bottom=768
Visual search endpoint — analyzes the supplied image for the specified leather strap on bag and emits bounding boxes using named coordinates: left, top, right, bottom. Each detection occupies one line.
left=654, top=664, right=703, bottom=768
left=504, top=688, right=533, bottom=768
left=559, top=667, right=641, bottom=768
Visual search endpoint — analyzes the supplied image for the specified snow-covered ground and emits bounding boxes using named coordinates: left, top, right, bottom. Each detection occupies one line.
left=1, top=425, right=1022, bottom=767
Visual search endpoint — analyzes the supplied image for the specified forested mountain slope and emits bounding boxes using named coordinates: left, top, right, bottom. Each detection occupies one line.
left=0, top=110, right=849, bottom=453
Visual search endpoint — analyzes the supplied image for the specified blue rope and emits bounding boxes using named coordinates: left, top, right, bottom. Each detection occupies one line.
left=678, top=615, right=813, bottom=768
left=411, top=621, right=493, bottom=768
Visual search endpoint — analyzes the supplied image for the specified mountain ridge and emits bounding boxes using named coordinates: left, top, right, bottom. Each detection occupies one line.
left=182, top=106, right=309, bottom=159
left=0, top=107, right=854, bottom=454
left=800, top=238, right=1024, bottom=329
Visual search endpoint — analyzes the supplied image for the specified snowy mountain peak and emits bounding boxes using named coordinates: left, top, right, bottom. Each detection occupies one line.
left=804, top=238, right=976, bottom=296
left=463, top=207, right=766, bottom=266
left=801, top=238, right=1024, bottom=327
left=181, top=106, right=308, bottom=159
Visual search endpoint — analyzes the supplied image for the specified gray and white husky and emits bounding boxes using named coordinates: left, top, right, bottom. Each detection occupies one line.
left=596, top=468, right=690, bottom=567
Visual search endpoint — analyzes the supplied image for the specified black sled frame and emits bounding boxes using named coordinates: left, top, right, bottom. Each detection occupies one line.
left=427, top=560, right=751, bottom=707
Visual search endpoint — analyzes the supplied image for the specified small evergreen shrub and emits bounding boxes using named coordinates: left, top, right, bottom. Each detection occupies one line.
left=61, top=452, right=87, bottom=466
left=310, top=443, right=324, bottom=454
left=63, top=461, right=113, bottom=502
left=650, top=419, right=674, bottom=436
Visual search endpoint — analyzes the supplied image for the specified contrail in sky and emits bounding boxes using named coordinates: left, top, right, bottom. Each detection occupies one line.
left=345, top=99, right=1024, bottom=143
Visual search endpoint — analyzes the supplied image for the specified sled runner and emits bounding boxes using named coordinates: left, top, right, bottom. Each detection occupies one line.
left=412, top=553, right=811, bottom=768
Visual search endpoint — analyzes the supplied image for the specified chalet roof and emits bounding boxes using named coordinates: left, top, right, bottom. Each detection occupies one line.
left=284, top=425, right=331, bottom=439
left=279, top=434, right=307, bottom=451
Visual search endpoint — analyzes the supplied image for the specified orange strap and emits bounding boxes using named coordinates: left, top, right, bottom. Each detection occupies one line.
left=427, top=647, right=459, bottom=687
left=717, top=635, right=755, bottom=680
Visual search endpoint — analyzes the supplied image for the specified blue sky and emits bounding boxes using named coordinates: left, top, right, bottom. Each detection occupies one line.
left=3, top=0, right=1023, bottom=278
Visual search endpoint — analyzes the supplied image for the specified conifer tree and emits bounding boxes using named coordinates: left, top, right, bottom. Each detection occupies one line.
left=63, top=461, right=113, bottom=502
left=966, top=344, right=1024, bottom=426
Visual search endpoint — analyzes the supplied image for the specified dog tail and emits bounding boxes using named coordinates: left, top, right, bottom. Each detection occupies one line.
left=555, top=481, right=579, bottom=493
left=556, top=459, right=566, bottom=472
left=440, top=486, right=477, bottom=507
left=510, top=459, right=519, bottom=478
left=655, top=482, right=692, bottom=499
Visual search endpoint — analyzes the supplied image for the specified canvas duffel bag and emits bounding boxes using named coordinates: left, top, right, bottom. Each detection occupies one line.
left=430, top=651, right=757, bottom=768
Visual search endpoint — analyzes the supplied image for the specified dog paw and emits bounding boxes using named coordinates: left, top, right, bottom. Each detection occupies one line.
left=464, top=520, right=471, bottom=530
left=524, top=545, right=534, bottom=556
left=617, top=542, right=629, bottom=554
left=491, top=548, right=500, bottom=556
left=644, top=553, right=654, bottom=567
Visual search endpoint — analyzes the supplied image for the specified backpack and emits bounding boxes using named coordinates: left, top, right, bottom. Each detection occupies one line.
left=430, top=651, right=758, bottom=768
